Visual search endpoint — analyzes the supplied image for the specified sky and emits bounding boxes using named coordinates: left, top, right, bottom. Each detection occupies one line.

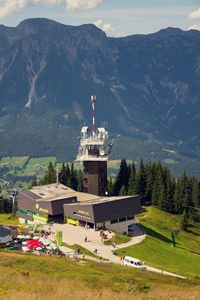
left=0, top=0, right=200, bottom=37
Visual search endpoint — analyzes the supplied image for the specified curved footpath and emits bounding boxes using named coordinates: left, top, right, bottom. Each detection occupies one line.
left=45, top=223, right=186, bottom=279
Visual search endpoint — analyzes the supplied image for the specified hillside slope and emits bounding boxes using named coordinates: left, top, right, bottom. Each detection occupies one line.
left=0, top=251, right=199, bottom=300
left=1, top=18, right=200, bottom=166
left=117, top=207, right=200, bottom=277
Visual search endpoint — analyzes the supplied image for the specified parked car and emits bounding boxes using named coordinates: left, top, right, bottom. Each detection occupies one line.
left=124, top=256, right=146, bottom=269
left=128, top=224, right=135, bottom=232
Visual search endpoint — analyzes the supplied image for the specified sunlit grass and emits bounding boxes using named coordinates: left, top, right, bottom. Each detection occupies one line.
left=116, top=207, right=200, bottom=277
left=0, top=213, right=19, bottom=225
left=0, top=251, right=199, bottom=300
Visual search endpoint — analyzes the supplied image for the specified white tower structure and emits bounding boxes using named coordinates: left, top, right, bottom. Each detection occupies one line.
left=76, top=96, right=112, bottom=196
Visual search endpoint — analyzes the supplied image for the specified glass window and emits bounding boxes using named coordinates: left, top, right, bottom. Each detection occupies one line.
left=127, top=216, right=134, bottom=221
left=119, top=217, right=126, bottom=222
left=110, top=219, right=118, bottom=224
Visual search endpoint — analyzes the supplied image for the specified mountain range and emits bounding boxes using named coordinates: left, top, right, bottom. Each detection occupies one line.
left=0, top=18, right=200, bottom=175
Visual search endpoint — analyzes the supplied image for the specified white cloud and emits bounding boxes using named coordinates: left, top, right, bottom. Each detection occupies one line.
left=94, top=19, right=127, bottom=37
left=0, top=0, right=61, bottom=19
left=0, top=0, right=103, bottom=19
left=189, top=8, right=200, bottom=20
left=65, top=0, right=103, bottom=12
left=0, top=0, right=26, bottom=19
left=188, top=24, right=200, bottom=31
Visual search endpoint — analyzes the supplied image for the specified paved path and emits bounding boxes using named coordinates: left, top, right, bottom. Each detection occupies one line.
left=47, top=223, right=145, bottom=263
left=45, top=223, right=185, bottom=279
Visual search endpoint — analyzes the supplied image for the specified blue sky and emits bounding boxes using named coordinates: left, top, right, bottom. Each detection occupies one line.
left=0, top=0, right=200, bottom=36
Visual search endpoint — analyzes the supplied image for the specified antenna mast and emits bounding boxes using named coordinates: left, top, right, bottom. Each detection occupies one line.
left=91, top=95, right=96, bottom=137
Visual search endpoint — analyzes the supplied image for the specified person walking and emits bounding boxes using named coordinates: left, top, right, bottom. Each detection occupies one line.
left=112, top=242, right=116, bottom=248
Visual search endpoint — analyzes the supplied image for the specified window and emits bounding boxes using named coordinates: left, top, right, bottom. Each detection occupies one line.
left=119, top=217, right=126, bottom=222
left=110, top=219, right=118, bottom=224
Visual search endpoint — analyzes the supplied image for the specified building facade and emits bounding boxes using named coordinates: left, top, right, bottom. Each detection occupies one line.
left=17, top=183, right=141, bottom=234
left=17, top=184, right=77, bottom=224
left=63, top=195, right=141, bottom=234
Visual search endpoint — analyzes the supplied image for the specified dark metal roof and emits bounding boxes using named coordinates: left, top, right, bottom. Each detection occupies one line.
left=19, top=190, right=42, bottom=200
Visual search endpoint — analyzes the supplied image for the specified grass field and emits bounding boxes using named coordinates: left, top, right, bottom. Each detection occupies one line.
left=62, top=243, right=99, bottom=258
left=0, top=156, right=58, bottom=184
left=0, top=156, right=131, bottom=185
left=0, top=156, right=29, bottom=168
left=23, top=157, right=57, bottom=176
left=0, top=251, right=199, bottom=300
left=0, top=213, right=19, bottom=225
left=116, top=207, right=200, bottom=278
left=104, top=233, right=131, bottom=245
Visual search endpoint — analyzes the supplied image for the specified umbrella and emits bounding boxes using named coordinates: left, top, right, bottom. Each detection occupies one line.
left=27, top=240, right=43, bottom=249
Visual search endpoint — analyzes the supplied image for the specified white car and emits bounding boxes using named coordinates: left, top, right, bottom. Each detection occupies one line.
left=124, top=256, right=146, bottom=269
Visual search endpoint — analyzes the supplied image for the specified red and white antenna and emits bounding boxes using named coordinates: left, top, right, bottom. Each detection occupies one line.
left=91, top=95, right=96, bottom=137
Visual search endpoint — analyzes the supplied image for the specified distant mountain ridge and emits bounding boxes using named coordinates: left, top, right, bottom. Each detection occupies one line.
left=0, top=18, right=200, bottom=167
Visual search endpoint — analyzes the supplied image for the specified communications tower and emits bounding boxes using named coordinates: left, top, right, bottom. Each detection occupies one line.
left=76, top=96, right=112, bottom=196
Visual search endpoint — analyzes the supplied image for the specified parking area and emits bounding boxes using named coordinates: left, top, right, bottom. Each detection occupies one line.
left=44, top=223, right=146, bottom=263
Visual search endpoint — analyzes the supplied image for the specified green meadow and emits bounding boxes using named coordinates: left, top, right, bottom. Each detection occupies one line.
left=116, top=207, right=200, bottom=278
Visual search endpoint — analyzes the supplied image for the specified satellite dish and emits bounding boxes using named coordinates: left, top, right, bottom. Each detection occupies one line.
left=100, top=150, right=105, bottom=156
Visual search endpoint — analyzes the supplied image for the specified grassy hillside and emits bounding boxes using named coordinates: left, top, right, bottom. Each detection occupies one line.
left=0, top=251, right=199, bottom=300
left=116, top=207, right=200, bottom=277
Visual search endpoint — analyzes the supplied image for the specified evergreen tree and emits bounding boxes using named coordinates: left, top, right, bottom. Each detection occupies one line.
left=191, top=178, right=200, bottom=207
left=119, top=185, right=127, bottom=196
left=41, top=161, right=56, bottom=184
left=77, top=170, right=84, bottom=192
left=30, top=176, right=37, bottom=188
left=70, top=163, right=78, bottom=190
left=166, top=173, right=175, bottom=213
left=179, top=171, right=193, bottom=215
left=152, top=180, right=160, bottom=206
left=127, top=162, right=136, bottom=195
left=59, top=163, right=69, bottom=185
left=112, top=159, right=130, bottom=195
left=181, top=210, right=189, bottom=231
left=107, top=176, right=114, bottom=196
left=137, top=159, right=147, bottom=198
left=173, top=179, right=182, bottom=214
left=145, top=162, right=156, bottom=202
left=159, top=184, right=168, bottom=210
left=152, top=162, right=163, bottom=206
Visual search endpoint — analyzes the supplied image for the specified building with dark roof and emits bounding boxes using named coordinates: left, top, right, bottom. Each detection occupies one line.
left=63, top=195, right=141, bottom=234
left=17, top=183, right=141, bottom=234
left=17, top=183, right=77, bottom=224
